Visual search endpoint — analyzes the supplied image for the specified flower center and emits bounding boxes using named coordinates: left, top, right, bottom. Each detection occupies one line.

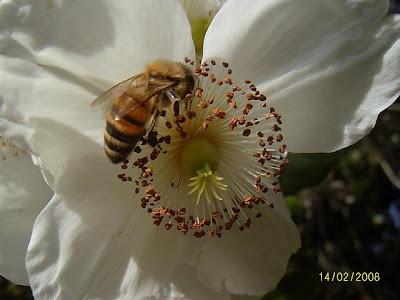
left=117, top=58, right=288, bottom=238
left=180, top=137, right=228, bottom=205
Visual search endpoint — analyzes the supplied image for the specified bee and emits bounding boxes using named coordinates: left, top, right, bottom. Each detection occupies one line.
left=91, top=60, right=195, bottom=163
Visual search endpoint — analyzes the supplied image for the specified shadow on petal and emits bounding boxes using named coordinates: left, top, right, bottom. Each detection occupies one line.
left=5, top=1, right=115, bottom=56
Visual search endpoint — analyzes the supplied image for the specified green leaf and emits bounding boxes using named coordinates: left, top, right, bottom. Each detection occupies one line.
left=280, top=151, right=346, bottom=195
left=285, top=196, right=303, bottom=214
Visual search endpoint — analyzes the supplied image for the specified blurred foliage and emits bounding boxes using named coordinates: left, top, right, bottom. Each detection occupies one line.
left=0, top=277, right=32, bottom=300
left=390, top=0, right=400, bottom=14
left=264, top=99, right=400, bottom=300
left=280, top=151, right=345, bottom=196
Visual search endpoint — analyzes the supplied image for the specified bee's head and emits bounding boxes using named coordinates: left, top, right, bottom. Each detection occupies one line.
left=171, top=64, right=195, bottom=100
left=147, top=61, right=195, bottom=99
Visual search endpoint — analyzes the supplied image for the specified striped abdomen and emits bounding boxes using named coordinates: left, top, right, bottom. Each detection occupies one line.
left=104, top=94, right=154, bottom=163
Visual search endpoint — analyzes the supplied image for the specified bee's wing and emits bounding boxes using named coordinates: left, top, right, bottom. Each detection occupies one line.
left=90, top=73, right=146, bottom=108
left=113, top=81, right=176, bottom=119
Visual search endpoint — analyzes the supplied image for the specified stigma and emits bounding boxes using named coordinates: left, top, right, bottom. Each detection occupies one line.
left=117, top=58, right=288, bottom=238
left=188, top=163, right=228, bottom=205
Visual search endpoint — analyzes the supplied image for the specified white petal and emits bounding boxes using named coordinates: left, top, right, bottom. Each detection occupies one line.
left=156, top=264, right=231, bottom=300
left=25, top=120, right=185, bottom=300
left=195, top=194, right=300, bottom=296
left=0, top=141, right=52, bottom=285
left=0, top=54, right=104, bottom=146
left=203, top=0, right=400, bottom=152
left=1, top=0, right=194, bottom=84
left=180, top=0, right=225, bottom=19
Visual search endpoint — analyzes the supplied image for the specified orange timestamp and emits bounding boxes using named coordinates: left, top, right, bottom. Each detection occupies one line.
left=319, top=272, right=381, bottom=282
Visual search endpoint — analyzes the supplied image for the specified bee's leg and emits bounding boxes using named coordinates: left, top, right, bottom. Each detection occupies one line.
left=144, top=109, right=160, bottom=147
left=173, top=100, right=180, bottom=117
left=165, top=90, right=180, bottom=117
left=184, top=96, right=192, bottom=113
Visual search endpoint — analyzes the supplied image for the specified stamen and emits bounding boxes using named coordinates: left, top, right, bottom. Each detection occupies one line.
left=117, top=58, right=288, bottom=238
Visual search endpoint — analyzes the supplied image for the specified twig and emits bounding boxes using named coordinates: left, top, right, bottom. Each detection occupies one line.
left=380, top=159, right=400, bottom=190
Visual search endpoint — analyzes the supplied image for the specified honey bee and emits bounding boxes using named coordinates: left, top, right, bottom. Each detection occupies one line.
left=91, top=60, right=195, bottom=163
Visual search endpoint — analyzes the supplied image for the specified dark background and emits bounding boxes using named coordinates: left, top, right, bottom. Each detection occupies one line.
left=264, top=97, right=400, bottom=300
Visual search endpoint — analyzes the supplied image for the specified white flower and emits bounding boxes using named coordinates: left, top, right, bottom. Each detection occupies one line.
left=0, top=0, right=399, bottom=300
left=0, top=136, right=52, bottom=285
